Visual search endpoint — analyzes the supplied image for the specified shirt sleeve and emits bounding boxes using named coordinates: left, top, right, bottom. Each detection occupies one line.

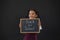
left=39, top=25, right=42, bottom=30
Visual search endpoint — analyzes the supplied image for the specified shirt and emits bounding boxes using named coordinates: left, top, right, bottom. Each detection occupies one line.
left=39, top=25, right=42, bottom=30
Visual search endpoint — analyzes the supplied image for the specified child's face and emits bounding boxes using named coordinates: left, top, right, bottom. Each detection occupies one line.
left=29, top=10, right=37, bottom=18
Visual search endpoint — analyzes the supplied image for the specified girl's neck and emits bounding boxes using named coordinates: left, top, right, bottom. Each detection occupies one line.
left=29, top=17, right=36, bottom=19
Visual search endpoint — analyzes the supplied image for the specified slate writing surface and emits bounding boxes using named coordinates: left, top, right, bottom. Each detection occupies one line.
left=21, top=19, right=39, bottom=33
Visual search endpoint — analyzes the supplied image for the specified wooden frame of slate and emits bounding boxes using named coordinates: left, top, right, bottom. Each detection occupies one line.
left=19, top=18, right=40, bottom=33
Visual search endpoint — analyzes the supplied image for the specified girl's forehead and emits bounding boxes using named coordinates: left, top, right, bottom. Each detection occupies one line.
left=29, top=11, right=35, bottom=13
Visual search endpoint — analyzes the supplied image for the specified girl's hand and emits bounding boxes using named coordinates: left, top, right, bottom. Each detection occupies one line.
left=38, top=19, right=41, bottom=26
left=19, top=23, right=21, bottom=28
left=19, top=19, right=22, bottom=28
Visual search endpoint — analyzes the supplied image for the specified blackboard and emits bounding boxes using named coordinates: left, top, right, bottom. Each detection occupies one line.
left=20, top=18, right=40, bottom=33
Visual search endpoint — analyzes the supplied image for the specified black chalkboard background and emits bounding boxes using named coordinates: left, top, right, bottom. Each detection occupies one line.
left=1, top=0, right=59, bottom=40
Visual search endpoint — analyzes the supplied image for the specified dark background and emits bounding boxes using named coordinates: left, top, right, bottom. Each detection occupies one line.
left=1, top=0, right=59, bottom=40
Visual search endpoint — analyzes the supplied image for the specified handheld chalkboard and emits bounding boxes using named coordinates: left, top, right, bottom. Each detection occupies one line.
left=19, top=18, right=40, bottom=33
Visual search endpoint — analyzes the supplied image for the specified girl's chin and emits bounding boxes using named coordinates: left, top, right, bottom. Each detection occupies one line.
left=29, top=18, right=36, bottom=19
left=29, top=17, right=34, bottom=18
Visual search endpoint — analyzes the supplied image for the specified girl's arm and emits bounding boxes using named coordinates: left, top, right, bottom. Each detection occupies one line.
left=19, top=19, right=22, bottom=28
left=38, top=19, right=42, bottom=30
left=19, top=19, right=22, bottom=33
left=19, top=21, right=21, bottom=28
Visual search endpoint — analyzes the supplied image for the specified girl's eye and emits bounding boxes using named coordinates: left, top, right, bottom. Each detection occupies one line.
left=32, top=14, right=34, bottom=15
left=29, top=13, right=35, bottom=15
left=32, top=13, right=35, bottom=15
